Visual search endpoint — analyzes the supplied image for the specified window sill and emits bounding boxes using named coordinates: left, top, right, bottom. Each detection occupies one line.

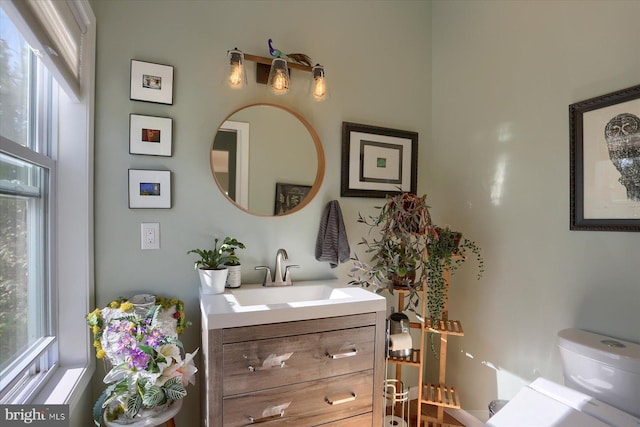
left=33, top=363, right=95, bottom=411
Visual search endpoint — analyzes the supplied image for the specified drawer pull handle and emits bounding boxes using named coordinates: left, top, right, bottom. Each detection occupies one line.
left=248, top=410, right=284, bottom=424
left=248, top=361, right=286, bottom=372
left=326, top=348, right=357, bottom=359
left=325, top=392, right=357, bottom=406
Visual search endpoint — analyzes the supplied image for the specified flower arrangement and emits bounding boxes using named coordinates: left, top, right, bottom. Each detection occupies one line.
left=86, top=295, right=197, bottom=426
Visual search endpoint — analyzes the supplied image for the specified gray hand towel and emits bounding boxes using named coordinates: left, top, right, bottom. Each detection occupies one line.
left=315, top=200, right=350, bottom=268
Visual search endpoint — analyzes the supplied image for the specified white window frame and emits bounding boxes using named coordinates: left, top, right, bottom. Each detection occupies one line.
left=0, top=0, right=96, bottom=414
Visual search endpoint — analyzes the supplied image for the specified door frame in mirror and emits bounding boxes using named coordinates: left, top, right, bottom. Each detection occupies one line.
left=211, top=102, right=325, bottom=216
left=218, top=120, right=250, bottom=209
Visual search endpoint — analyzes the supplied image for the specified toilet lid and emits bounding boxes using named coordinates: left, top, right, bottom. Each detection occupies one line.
left=485, top=378, right=640, bottom=427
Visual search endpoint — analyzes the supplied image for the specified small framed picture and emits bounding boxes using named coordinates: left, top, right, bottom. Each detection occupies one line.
left=130, top=60, right=174, bottom=105
left=274, top=182, right=312, bottom=215
left=128, top=169, right=171, bottom=209
left=341, top=122, right=418, bottom=198
left=129, top=114, right=172, bottom=156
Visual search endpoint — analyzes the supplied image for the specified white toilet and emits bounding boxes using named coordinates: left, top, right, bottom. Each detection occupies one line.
left=486, top=328, right=640, bottom=427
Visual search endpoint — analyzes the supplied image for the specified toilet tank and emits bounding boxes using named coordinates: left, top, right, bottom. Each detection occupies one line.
left=557, top=328, right=640, bottom=418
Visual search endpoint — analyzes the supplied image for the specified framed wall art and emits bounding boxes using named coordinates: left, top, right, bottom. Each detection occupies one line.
left=341, top=122, right=418, bottom=198
left=128, top=169, right=171, bottom=209
left=130, top=60, right=174, bottom=105
left=129, top=114, right=173, bottom=156
left=570, top=84, right=640, bottom=231
left=274, top=182, right=312, bottom=215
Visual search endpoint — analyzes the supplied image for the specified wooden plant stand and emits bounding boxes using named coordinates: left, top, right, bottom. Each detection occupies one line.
left=390, top=264, right=464, bottom=427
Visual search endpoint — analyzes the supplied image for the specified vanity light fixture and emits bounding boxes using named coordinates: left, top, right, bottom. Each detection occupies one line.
left=228, top=41, right=327, bottom=101
left=227, top=48, right=247, bottom=89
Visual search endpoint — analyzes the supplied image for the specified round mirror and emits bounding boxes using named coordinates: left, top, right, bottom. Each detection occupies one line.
left=211, top=103, right=325, bottom=216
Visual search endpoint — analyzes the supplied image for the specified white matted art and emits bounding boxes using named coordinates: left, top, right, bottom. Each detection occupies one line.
left=341, top=122, right=417, bottom=198
left=129, top=114, right=172, bottom=156
left=128, top=169, right=171, bottom=209
left=130, top=60, right=174, bottom=105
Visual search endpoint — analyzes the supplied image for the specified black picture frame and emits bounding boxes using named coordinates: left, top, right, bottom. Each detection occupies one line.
left=129, top=114, right=173, bottom=156
left=274, top=183, right=312, bottom=215
left=128, top=169, right=171, bottom=209
left=570, top=84, right=640, bottom=231
left=341, top=122, right=418, bottom=198
left=130, top=60, right=174, bottom=105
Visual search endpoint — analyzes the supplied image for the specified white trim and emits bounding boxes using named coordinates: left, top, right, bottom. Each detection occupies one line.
left=0, top=338, right=55, bottom=402
left=0, top=136, right=56, bottom=171
left=33, top=366, right=93, bottom=408
left=219, top=120, right=250, bottom=209
left=0, top=0, right=95, bottom=412
left=36, top=0, right=96, bottom=413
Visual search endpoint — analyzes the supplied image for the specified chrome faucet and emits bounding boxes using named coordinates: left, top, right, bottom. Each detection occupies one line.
left=255, top=248, right=299, bottom=286
left=274, top=248, right=288, bottom=284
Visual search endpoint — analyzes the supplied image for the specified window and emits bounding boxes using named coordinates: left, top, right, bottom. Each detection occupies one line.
left=0, top=0, right=95, bottom=412
left=0, top=7, right=57, bottom=402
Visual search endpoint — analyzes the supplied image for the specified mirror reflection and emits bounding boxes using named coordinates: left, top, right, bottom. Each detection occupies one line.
left=211, top=103, right=323, bottom=216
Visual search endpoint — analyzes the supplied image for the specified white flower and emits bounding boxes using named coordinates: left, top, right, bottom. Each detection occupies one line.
left=158, top=343, right=181, bottom=365
left=158, top=349, right=199, bottom=387
left=180, top=349, right=199, bottom=386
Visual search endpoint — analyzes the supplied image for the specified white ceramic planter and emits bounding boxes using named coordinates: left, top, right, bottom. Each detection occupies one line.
left=198, top=268, right=228, bottom=294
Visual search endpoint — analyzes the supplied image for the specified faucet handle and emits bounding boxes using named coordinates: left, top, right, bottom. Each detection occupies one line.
left=283, top=265, right=300, bottom=283
left=255, top=266, right=272, bottom=286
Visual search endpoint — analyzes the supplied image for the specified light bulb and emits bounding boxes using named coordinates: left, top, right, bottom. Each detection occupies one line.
left=228, top=63, right=244, bottom=87
left=310, top=64, right=327, bottom=101
left=268, top=58, right=290, bottom=95
left=227, top=49, right=246, bottom=89
left=273, top=73, right=287, bottom=91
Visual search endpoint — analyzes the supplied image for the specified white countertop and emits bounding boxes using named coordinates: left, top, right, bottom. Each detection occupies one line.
left=200, top=280, right=386, bottom=329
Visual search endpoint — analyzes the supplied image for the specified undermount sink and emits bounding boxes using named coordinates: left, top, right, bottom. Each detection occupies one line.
left=231, top=284, right=350, bottom=306
left=200, top=280, right=386, bottom=329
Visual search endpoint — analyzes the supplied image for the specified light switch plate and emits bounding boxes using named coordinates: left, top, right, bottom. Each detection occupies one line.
left=141, top=222, right=160, bottom=250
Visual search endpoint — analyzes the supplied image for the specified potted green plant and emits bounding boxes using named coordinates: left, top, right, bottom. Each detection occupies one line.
left=424, top=226, right=484, bottom=319
left=349, top=192, right=434, bottom=312
left=222, top=240, right=246, bottom=289
left=349, top=192, right=484, bottom=319
left=187, top=236, right=245, bottom=294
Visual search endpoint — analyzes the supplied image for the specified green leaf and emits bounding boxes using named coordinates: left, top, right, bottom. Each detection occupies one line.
left=126, top=393, right=142, bottom=417
left=142, top=385, right=167, bottom=407
left=93, top=383, right=117, bottom=426
left=145, top=305, right=160, bottom=326
left=162, top=377, right=187, bottom=401
left=163, top=376, right=181, bottom=387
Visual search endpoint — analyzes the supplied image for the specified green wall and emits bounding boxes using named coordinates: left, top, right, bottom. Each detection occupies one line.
left=90, top=0, right=640, bottom=424
left=90, top=1, right=431, bottom=425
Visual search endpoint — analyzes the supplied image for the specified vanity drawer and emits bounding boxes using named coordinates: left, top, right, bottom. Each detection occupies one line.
left=222, top=370, right=373, bottom=427
left=223, top=326, right=374, bottom=396
left=317, top=412, right=373, bottom=426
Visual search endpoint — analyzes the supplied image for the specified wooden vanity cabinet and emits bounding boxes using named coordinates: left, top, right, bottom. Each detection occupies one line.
left=202, top=312, right=385, bottom=426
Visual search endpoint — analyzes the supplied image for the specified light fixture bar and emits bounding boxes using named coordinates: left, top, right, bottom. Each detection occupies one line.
left=243, top=53, right=312, bottom=72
